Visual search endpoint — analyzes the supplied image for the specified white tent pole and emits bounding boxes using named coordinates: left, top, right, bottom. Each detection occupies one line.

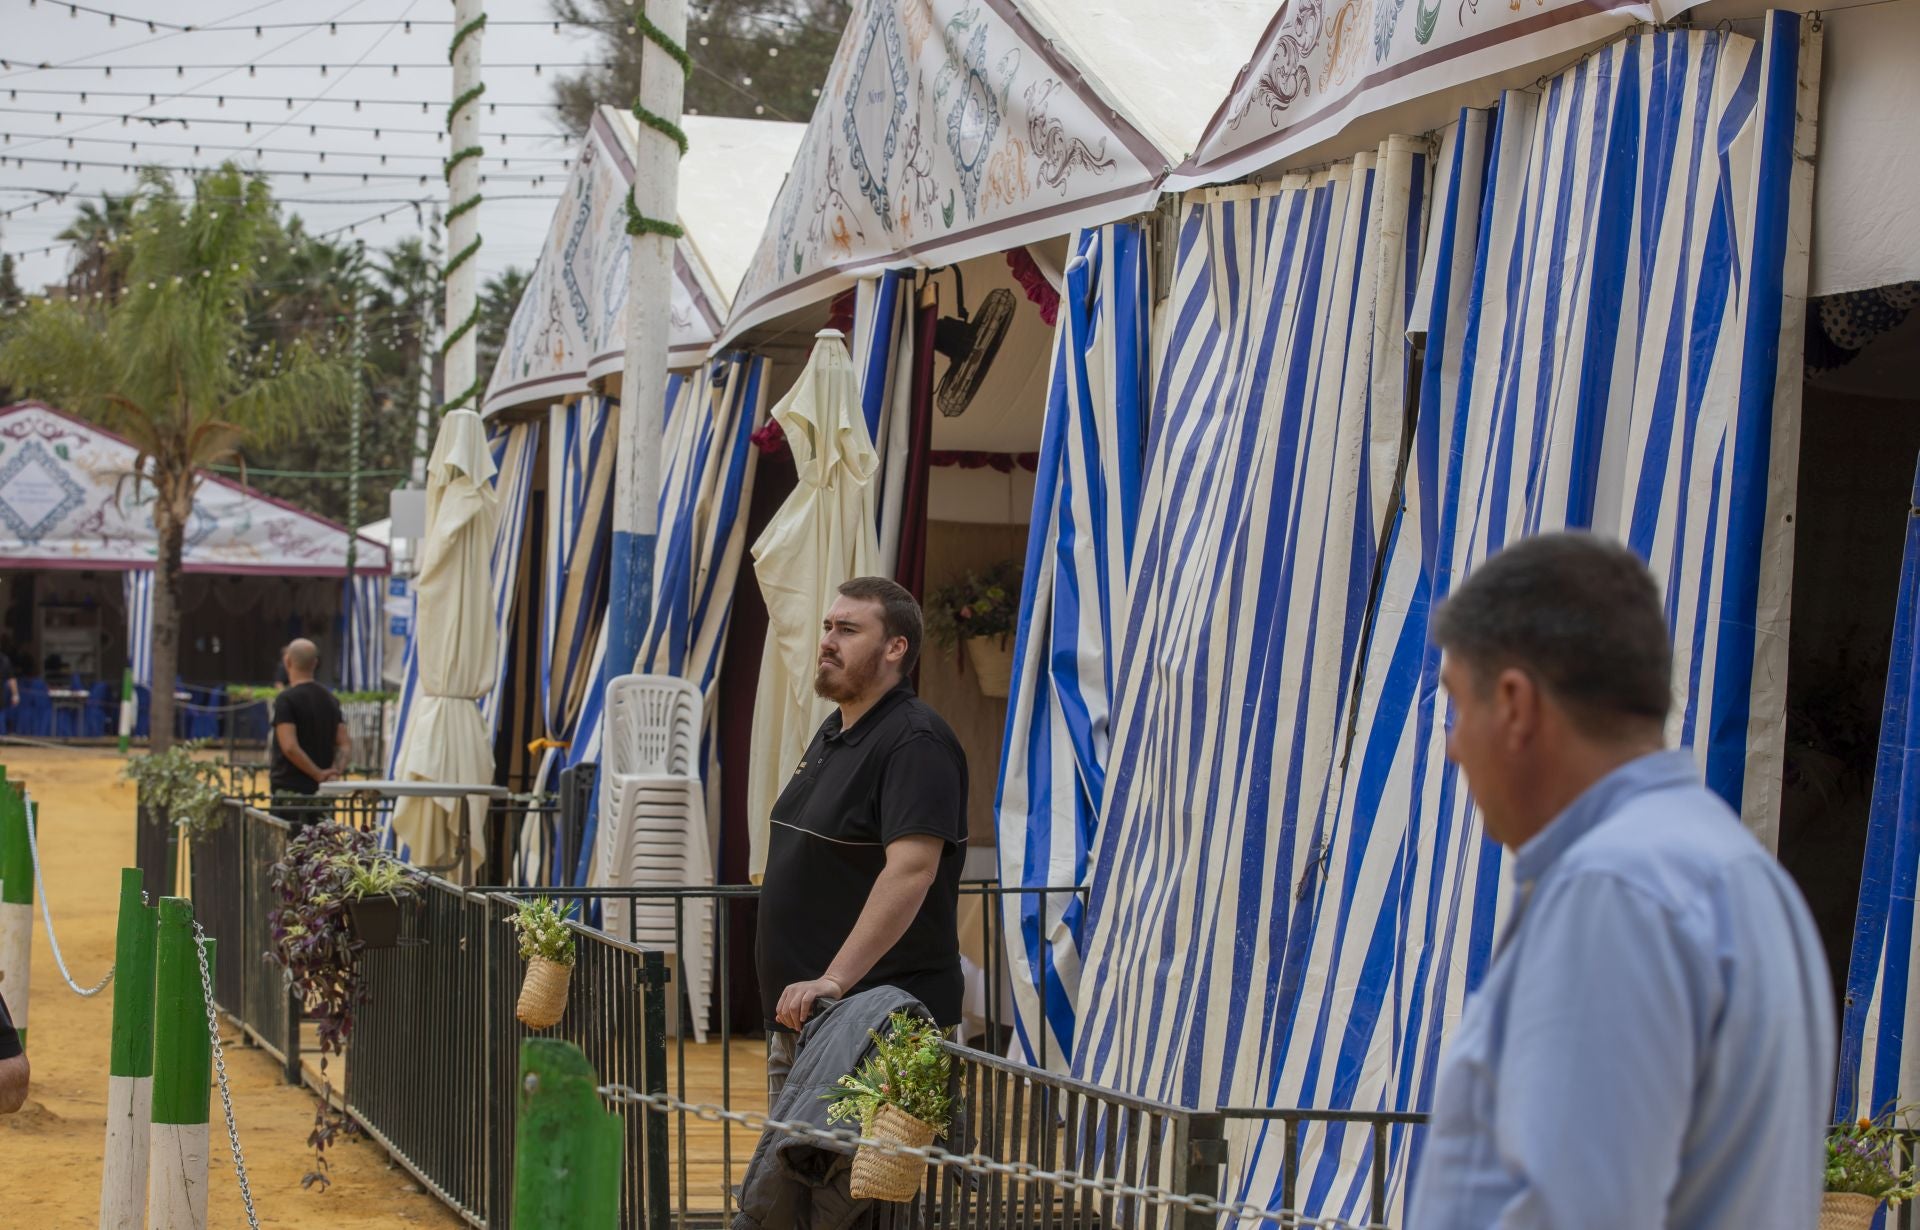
left=604, top=0, right=690, bottom=708
left=442, top=0, right=485, bottom=414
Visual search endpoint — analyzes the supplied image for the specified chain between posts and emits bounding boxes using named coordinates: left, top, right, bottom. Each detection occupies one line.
left=193, top=920, right=261, bottom=1230
left=23, top=796, right=114, bottom=996
left=594, top=1083, right=1387, bottom=1230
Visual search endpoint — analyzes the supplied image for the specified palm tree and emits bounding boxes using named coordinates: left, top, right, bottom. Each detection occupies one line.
left=0, top=165, right=357, bottom=748
left=55, top=191, right=134, bottom=301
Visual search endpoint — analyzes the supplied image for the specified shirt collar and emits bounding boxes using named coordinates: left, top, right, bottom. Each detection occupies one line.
left=823, top=679, right=915, bottom=746
left=1513, top=749, right=1699, bottom=886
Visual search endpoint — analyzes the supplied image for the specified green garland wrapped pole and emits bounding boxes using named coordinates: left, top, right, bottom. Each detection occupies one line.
left=599, top=0, right=690, bottom=839
left=441, top=0, right=486, bottom=414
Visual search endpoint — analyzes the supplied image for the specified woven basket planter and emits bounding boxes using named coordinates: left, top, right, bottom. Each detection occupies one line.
left=964, top=636, right=1014, bottom=699
left=516, top=956, right=571, bottom=1030
left=1820, top=1192, right=1883, bottom=1230
left=849, top=1104, right=936, bottom=1203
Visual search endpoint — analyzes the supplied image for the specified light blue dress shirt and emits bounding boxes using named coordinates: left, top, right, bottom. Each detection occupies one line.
left=1406, top=750, right=1834, bottom=1229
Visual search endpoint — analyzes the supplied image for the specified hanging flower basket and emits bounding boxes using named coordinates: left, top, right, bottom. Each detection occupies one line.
left=850, top=1103, right=937, bottom=1202
left=516, top=955, right=571, bottom=1030
left=510, top=898, right=577, bottom=1030
left=963, top=636, right=1014, bottom=699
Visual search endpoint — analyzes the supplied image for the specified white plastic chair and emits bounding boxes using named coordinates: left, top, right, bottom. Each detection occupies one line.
left=595, top=674, right=715, bottom=1041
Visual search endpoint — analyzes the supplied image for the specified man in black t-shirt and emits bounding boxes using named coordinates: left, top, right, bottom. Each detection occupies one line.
left=268, top=639, right=348, bottom=822
left=756, top=577, right=968, bottom=1099
left=0, top=990, right=29, bottom=1114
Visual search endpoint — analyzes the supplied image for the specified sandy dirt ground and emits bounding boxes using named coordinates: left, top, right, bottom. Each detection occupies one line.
left=0, top=742, right=461, bottom=1228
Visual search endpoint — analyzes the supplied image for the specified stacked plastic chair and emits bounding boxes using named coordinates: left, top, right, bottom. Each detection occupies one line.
left=593, top=674, right=716, bottom=1042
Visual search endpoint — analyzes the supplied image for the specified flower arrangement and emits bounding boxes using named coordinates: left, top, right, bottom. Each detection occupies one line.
left=510, top=897, right=576, bottom=1029
left=923, top=561, right=1023, bottom=652
left=825, top=1011, right=953, bottom=1201
left=509, top=897, right=577, bottom=966
left=1827, top=1109, right=1920, bottom=1206
left=825, top=1011, right=953, bottom=1136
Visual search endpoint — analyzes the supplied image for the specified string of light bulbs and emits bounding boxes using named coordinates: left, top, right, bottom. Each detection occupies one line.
left=0, top=106, right=574, bottom=140
left=0, top=153, right=558, bottom=185
left=20, top=4, right=835, bottom=37
left=2, top=131, right=570, bottom=163
left=3, top=86, right=567, bottom=110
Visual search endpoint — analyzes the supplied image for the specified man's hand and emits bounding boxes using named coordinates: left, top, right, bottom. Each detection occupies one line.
left=775, top=976, right=843, bottom=1031
left=317, top=767, right=342, bottom=783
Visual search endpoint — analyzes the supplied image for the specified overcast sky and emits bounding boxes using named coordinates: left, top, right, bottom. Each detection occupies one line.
left=0, top=0, right=616, bottom=294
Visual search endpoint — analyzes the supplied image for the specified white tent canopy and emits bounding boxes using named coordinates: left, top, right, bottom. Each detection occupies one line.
left=717, top=0, right=1277, bottom=344
left=481, top=109, right=806, bottom=417
left=0, top=400, right=388, bottom=575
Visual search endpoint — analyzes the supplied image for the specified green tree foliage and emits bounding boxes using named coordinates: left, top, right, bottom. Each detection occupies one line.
left=548, top=0, right=850, bottom=131
left=0, top=166, right=357, bottom=746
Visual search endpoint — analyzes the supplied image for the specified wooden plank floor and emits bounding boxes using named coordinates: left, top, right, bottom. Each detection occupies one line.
left=658, top=1037, right=772, bottom=1216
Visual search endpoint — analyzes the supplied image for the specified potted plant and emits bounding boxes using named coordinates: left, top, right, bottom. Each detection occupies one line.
left=267, top=823, right=418, bottom=1055
left=925, top=560, right=1023, bottom=698
left=825, top=1011, right=953, bottom=1202
left=1824, top=1109, right=1920, bottom=1229
left=510, top=898, right=576, bottom=1030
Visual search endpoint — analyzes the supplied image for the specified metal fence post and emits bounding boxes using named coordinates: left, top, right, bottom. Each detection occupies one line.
left=642, top=948, right=670, bottom=1228
left=1180, top=1111, right=1229, bottom=1230
left=511, top=1039, right=621, bottom=1228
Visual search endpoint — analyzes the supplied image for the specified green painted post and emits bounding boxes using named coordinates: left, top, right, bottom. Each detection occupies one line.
left=101, top=868, right=158, bottom=1228
left=149, top=898, right=212, bottom=1229
left=0, top=777, right=33, bottom=1047
left=511, top=1039, right=622, bottom=1229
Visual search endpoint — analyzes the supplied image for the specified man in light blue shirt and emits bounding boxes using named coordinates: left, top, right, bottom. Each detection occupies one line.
left=1407, top=532, right=1834, bottom=1230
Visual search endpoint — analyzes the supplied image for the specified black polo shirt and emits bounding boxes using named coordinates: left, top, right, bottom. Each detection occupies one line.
left=757, top=681, right=968, bottom=1032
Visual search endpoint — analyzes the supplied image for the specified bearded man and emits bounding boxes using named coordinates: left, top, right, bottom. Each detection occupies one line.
left=754, top=577, right=969, bottom=1100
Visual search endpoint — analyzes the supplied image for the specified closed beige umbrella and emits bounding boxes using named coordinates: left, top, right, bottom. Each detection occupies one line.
left=746, top=330, right=882, bottom=879
left=391, top=409, right=500, bottom=872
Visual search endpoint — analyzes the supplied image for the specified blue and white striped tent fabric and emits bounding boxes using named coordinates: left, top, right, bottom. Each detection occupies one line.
left=1068, top=17, right=1812, bottom=1224
left=568, top=355, right=769, bottom=885
left=341, top=573, right=385, bottom=691
left=1837, top=455, right=1920, bottom=1124
left=853, top=271, right=917, bottom=574
left=1072, top=135, right=1430, bottom=1111
left=387, top=419, right=540, bottom=794
left=534, top=395, right=617, bottom=788
left=124, top=570, right=154, bottom=687
left=994, top=221, right=1151, bottom=1071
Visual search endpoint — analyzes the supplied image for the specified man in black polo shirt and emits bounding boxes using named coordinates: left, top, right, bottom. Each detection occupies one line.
left=757, top=576, right=968, bottom=1098
left=269, top=639, right=349, bottom=824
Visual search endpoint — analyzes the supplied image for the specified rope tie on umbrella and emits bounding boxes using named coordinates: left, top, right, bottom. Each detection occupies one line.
left=624, top=6, right=689, bottom=241
left=440, top=11, right=487, bottom=412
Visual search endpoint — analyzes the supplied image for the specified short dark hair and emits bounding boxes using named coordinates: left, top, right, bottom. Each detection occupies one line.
left=1432, top=532, right=1672, bottom=738
left=838, top=576, right=923, bottom=677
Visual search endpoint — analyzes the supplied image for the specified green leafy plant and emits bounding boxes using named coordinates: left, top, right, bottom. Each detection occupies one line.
left=228, top=684, right=396, bottom=704
left=824, top=1012, right=952, bottom=1135
left=510, top=898, right=576, bottom=967
left=924, top=560, right=1024, bottom=651
left=121, top=741, right=228, bottom=838
left=1828, top=1108, right=1920, bottom=1204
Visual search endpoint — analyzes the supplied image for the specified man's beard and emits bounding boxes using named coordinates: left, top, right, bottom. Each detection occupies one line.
left=813, top=651, right=879, bottom=702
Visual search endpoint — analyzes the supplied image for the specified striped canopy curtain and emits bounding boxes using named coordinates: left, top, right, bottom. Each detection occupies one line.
left=1071, top=137, right=1431, bottom=1113
left=1837, top=455, right=1920, bottom=1123
left=341, top=573, right=385, bottom=691
left=567, top=355, right=770, bottom=885
left=386, top=418, right=539, bottom=785
left=1219, top=21, right=1813, bottom=1223
left=532, top=395, right=617, bottom=791
left=994, top=220, right=1151, bottom=1071
left=124, top=570, right=154, bottom=687
left=852, top=270, right=918, bottom=574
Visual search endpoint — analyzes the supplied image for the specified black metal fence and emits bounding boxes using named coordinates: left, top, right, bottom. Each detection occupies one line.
left=187, top=799, right=300, bottom=1081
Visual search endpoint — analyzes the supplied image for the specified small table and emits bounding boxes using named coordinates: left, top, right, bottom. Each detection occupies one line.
left=46, top=688, right=88, bottom=736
